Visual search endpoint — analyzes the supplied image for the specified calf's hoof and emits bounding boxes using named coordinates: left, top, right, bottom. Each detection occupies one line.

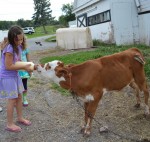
left=134, top=103, right=140, bottom=108
left=144, top=112, right=150, bottom=117
left=143, top=113, right=150, bottom=119
left=81, top=126, right=91, bottom=136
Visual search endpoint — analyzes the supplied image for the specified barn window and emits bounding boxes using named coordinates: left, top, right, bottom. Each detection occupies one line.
left=77, top=13, right=87, bottom=27
left=88, top=10, right=111, bottom=26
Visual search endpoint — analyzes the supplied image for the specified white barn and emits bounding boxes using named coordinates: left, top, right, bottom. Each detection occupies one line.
left=72, top=0, right=150, bottom=46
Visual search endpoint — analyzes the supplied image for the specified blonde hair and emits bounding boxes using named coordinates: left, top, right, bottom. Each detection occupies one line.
left=21, top=35, right=27, bottom=50
left=0, top=37, right=8, bottom=50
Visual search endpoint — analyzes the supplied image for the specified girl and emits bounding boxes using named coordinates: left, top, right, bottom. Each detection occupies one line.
left=18, top=36, right=31, bottom=107
left=0, top=37, right=8, bottom=56
left=0, top=25, right=33, bottom=132
left=0, top=37, right=8, bottom=112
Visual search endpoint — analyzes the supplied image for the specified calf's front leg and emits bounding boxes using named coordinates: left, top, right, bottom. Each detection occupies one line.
left=81, top=93, right=102, bottom=136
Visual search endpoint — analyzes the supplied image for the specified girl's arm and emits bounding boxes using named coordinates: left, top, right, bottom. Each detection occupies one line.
left=26, top=52, right=33, bottom=76
left=5, top=52, right=33, bottom=72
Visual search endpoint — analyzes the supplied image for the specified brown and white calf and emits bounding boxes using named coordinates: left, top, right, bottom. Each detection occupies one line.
left=37, top=48, right=149, bottom=136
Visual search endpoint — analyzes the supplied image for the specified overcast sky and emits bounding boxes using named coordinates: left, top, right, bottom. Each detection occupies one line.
left=0, top=0, right=74, bottom=21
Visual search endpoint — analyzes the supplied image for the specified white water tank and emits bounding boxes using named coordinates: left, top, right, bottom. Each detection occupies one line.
left=56, top=27, right=93, bottom=49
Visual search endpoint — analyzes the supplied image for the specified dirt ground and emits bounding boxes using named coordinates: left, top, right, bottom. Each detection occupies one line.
left=1, top=46, right=150, bottom=142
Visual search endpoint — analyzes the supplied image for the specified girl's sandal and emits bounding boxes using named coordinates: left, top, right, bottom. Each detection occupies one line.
left=5, top=127, right=22, bottom=132
left=17, top=120, right=31, bottom=126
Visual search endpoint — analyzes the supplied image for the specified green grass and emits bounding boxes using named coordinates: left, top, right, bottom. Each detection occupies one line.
left=45, top=36, right=56, bottom=42
left=39, top=44, right=150, bottom=96
left=51, top=83, right=70, bottom=96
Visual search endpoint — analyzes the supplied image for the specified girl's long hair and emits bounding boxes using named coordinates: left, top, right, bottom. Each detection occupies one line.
left=22, top=35, right=27, bottom=50
left=8, top=25, right=26, bottom=54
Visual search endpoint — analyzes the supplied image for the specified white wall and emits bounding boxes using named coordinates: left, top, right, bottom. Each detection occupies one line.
left=137, top=0, right=150, bottom=45
left=69, top=20, right=77, bottom=28
left=90, top=22, right=114, bottom=43
left=139, top=0, right=150, bottom=12
left=138, top=14, right=150, bottom=46
left=75, top=0, right=89, bottom=7
left=88, top=0, right=112, bottom=42
left=111, top=0, right=139, bottom=45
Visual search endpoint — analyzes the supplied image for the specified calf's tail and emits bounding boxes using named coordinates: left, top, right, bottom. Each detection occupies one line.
left=134, top=54, right=145, bottom=65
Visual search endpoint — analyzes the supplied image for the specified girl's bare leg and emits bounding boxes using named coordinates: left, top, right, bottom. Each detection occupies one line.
left=16, top=94, right=31, bottom=125
left=7, top=98, right=21, bottom=130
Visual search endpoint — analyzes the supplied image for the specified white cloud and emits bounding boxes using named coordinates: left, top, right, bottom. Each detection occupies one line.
left=0, top=0, right=73, bottom=21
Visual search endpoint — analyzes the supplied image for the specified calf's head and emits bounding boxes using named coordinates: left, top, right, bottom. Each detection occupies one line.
left=37, top=60, right=70, bottom=87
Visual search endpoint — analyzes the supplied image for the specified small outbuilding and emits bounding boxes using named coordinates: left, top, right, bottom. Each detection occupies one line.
left=56, top=27, right=93, bottom=49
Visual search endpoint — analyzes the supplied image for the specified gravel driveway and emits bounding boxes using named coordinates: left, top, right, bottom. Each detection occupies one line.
left=27, top=35, right=56, bottom=51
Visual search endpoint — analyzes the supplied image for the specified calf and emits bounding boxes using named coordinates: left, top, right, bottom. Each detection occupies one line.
left=37, top=48, right=149, bottom=136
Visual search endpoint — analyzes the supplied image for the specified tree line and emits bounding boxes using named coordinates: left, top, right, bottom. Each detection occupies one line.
left=0, top=0, right=75, bottom=33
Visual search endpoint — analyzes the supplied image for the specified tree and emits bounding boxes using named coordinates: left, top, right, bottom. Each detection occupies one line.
left=16, top=19, right=34, bottom=28
left=59, top=3, right=75, bottom=27
left=32, top=0, right=54, bottom=33
left=0, top=21, right=16, bottom=30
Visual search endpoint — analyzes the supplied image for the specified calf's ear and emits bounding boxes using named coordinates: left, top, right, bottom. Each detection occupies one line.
left=40, top=64, right=45, bottom=67
left=67, top=64, right=75, bottom=68
left=45, top=63, right=51, bottom=70
left=58, top=62, right=64, bottom=67
left=56, top=68, right=68, bottom=78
